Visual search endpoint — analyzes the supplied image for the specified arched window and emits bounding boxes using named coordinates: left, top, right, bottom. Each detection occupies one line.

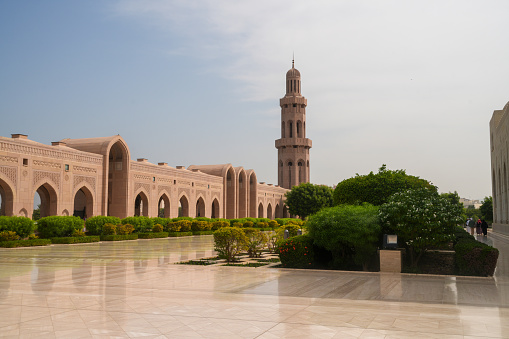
left=288, top=162, right=293, bottom=187
left=282, top=122, right=285, bottom=138
left=289, top=121, right=293, bottom=138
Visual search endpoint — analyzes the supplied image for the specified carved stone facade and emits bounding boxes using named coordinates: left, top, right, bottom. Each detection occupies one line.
left=490, top=101, right=509, bottom=236
left=0, top=134, right=288, bottom=219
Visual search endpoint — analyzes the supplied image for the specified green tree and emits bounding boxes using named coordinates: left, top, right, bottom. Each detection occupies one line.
left=284, top=183, right=333, bottom=219
left=307, top=204, right=380, bottom=270
left=334, top=165, right=436, bottom=206
left=32, top=204, right=41, bottom=221
left=480, top=196, right=493, bottom=223
left=464, top=206, right=481, bottom=221
left=213, top=227, right=247, bottom=263
left=379, top=188, right=463, bottom=267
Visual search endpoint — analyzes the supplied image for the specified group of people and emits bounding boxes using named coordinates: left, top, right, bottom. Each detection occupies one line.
left=466, top=218, right=489, bottom=236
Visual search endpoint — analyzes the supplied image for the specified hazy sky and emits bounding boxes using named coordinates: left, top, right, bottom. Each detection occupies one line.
left=1, top=1, right=508, bottom=200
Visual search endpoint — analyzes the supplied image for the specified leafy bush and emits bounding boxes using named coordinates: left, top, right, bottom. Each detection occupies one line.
left=213, top=227, right=247, bottom=263
left=285, top=183, right=334, bottom=218
left=257, top=222, right=268, bottom=229
left=277, top=234, right=314, bottom=268
left=211, top=220, right=229, bottom=230
left=0, top=216, right=35, bottom=238
left=85, top=216, right=121, bottom=235
left=455, top=240, right=499, bottom=276
left=0, top=231, right=19, bottom=241
left=37, top=216, right=84, bottom=238
left=151, top=217, right=172, bottom=229
left=172, top=217, right=193, bottom=222
left=153, top=224, right=164, bottom=233
left=192, top=221, right=211, bottom=231
left=102, top=223, right=117, bottom=235
left=334, top=165, right=436, bottom=206
left=117, top=224, right=134, bottom=235
left=307, top=204, right=380, bottom=270
left=121, top=216, right=153, bottom=233
left=168, top=231, right=193, bottom=237
left=72, top=229, right=86, bottom=237
left=379, top=188, right=463, bottom=266
left=244, top=228, right=268, bottom=258
left=268, top=220, right=279, bottom=228
left=177, top=220, right=192, bottom=232
left=165, top=222, right=181, bottom=232
left=243, top=221, right=254, bottom=228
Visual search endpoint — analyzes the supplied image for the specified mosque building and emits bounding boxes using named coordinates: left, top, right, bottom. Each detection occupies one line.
left=0, top=61, right=311, bottom=220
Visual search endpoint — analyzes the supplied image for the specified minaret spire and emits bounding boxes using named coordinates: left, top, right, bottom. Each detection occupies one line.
left=292, top=53, right=294, bottom=68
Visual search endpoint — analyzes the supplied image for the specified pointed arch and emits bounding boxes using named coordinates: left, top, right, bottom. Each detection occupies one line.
left=237, top=168, right=247, bottom=218
left=107, top=139, right=130, bottom=218
left=33, top=181, right=58, bottom=218
left=196, top=196, right=206, bottom=217
left=275, top=204, right=281, bottom=218
left=288, top=120, right=294, bottom=138
left=267, top=203, right=273, bottom=220
left=158, top=192, right=171, bottom=218
left=258, top=202, right=264, bottom=218
left=73, top=185, right=94, bottom=219
left=283, top=205, right=289, bottom=218
left=211, top=198, right=220, bottom=219
left=226, top=166, right=236, bottom=219
left=179, top=194, right=189, bottom=217
left=248, top=171, right=258, bottom=218
left=296, top=120, right=302, bottom=138
left=0, top=176, right=15, bottom=216
left=134, top=190, right=149, bottom=217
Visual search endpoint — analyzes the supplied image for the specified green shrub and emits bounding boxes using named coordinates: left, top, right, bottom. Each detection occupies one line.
left=453, top=227, right=475, bottom=245
left=307, top=204, right=380, bottom=270
left=85, top=216, right=121, bottom=235
left=165, top=222, right=181, bottom=232
left=0, top=216, right=35, bottom=238
left=277, top=234, right=314, bottom=268
left=72, top=229, right=86, bottom=237
left=151, top=217, right=171, bottom=229
left=213, top=227, right=247, bottom=263
left=192, top=231, right=214, bottom=235
left=268, top=220, right=279, bottom=228
left=138, top=232, right=169, bottom=239
left=168, top=231, right=193, bottom=237
left=0, top=231, right=19, bottom=241
left=191, top=221, right=211, bottom=231
left=244, top=228, right=268, bottom=258
left=0, top=239, right=51, bottom=248
left=102, top=223, right=117, bottom=235
left=232, top=222, right=243, bottom=228
left=243, top=221, right=254, bottom=228
left=51, top=236, right=100, bottom=244
left=172, top=217, right=193, bottom=222
left=117, top=224, right=134, bottom=235
left=177, top=220, right=192, bottom=232
left=121, top=216, right=153, bottom=233
left=455, top=240, right=499, bottom=276
left=37, top=216, right=84, bottom=238
left=100, top=234, right=138, bottom=241
left=211, top=221, right=229, bottom=230
left=152, top=224, right=164, bottom=233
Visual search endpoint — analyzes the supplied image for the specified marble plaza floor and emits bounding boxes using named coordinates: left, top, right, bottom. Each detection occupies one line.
left=0, top=232, right=509, bottom=338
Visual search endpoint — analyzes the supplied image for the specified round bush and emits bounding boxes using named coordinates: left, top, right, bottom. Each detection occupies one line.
left=277, top=234, right=314, bottom=268
left=102, top=223, right=117, bottom=235
left=121, top=216, right=153, bottom=233
left=37, top=216, right=84, bottom=238
left=85, top=216, right=121, bottom=235
left=0, top=216, right=35, bottom=238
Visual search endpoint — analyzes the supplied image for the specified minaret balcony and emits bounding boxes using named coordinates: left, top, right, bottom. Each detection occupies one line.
left=275, top=138, right=312, bottom=149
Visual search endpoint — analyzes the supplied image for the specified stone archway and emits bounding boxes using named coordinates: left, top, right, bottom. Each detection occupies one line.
left=238, top=170, right=247, bottom=218
left=0, top=177, right=14, bottom=216
left=134, top=191, right=149, bottom=217
left=211, top=198, right=219, bottom=219
left=275, top=204, right=280, bottom=218
left=267, top=203, right=273, bottom=220
left=258, top=203, right=264, bottom=218
left=226, top=167, right=236, bottom=219
left=158, top=193, right=170, bottom=218
left=34, top=183, right=58, bottom=218
left=196, top=196, right=206, bottom=217
left=107, top=140, right=129, bottom=218
left=179, top=195, right=189, bottom=217
left=73, top=186, right=93, bottom=219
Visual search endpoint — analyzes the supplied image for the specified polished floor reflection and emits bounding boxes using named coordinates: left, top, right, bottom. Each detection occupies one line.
left=0, top=233, right=508, bottom=338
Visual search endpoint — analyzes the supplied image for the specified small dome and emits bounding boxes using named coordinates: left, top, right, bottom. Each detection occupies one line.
left=286, top=67, right=300, bottom=78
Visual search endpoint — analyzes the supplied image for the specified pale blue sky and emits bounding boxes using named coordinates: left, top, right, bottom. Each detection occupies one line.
left=1, top=1, right=509, bottom=200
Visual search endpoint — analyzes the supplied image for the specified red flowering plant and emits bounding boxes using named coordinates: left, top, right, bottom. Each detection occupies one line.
left=277, top=234, right=314, bottom=268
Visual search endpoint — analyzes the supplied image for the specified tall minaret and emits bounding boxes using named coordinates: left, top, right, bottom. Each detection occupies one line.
left=276, top=59, right=312, bottom=189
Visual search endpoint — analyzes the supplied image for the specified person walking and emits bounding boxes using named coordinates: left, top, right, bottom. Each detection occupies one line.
left=481, top=219, right=489, bottom=237
left=468, top=218, right=475, bottom=235
left=476, top=219, right=482, bottom=235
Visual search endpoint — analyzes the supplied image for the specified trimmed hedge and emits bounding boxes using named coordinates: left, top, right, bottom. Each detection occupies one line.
left=121, top=216, right=153, bottom=233
left=277, top=234, right=314, bottom=268
left=455, top=239, right=499, bottom=276
left=100, top=234, right=139, bottom=241
left=50, top=236, right=100, bottom=244
left=37, top=216, right=84, bottom=238
left=0, top=239, right=51, bottom=248
left=192, top=231, right=214, bottom=236
left=85, top=216, right=121, bottom=235
left=138, top=232, right=169, bottom=239
left=168, top=231, right=193, bottom=237
left=0, top=216, right=35, bottom=238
